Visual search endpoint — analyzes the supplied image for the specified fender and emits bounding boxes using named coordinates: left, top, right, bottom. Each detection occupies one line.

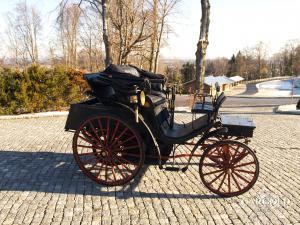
left=116, top=102, right=164, bottom=169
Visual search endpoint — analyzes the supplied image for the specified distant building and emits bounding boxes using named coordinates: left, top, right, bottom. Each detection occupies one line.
left=183, top=75, right=235, bottom=94
left=230, top=76, right=245, bottom=85
left=294, top=78, right=300, bottom=88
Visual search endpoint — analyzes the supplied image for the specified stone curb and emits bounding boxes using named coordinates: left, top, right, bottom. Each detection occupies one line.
left=0, top=111, right=69, bottom=120
left=228, top=95, right=300, bottom=99
left=0, top=107, right=193, bottom=120
left=275, top=104, right=300, bottom=115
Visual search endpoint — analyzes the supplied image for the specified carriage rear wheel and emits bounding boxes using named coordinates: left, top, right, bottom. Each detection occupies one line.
left=73, top=115, right=145, bottom=186
left=199, top=140, right=259, bottom=197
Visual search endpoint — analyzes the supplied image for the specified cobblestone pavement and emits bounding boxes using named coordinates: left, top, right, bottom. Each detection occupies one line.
left=0, top=112, right=300, bottom=225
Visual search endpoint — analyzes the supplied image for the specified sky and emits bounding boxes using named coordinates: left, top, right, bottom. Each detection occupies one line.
left=0, top=0, right=300, bottom=60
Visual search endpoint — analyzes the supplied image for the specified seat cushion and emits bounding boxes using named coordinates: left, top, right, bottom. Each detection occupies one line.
left=192, top=102, right=213, bottom=114
left=161, top=114, right=208, bottom=138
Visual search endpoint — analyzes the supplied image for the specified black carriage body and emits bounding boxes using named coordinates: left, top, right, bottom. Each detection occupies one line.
left=65, top=64, right=256, bottom=141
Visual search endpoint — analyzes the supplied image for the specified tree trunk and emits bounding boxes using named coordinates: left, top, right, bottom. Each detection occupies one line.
left=195, top=0, right=210, bottom=94
left=101, top=0, right=112, bottom=67
left=154, top=14, right=165, bottom=74
left=149, top=0, right=158, bottom=72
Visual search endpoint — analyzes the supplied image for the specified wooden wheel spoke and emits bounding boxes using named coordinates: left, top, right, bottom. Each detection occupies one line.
left=77, top=145, right=101, bottom=150
left=111, top=136, right=136, bottom=149
left=202, top=163, right=221, bottom=168
left=78, top=135, right=99, bottom=146
left=97, top=118, right=105, bottom=141
left=78, top=151, right=100, bottom=156
left=230, top=145, right=241, bottom=162
left=105, top=118, right=110, bottom=146
left=87, top=162, right=99, bottom=171
left=233, top=161, right=255, bottom=168
left=235, top=169, right=255, bottom=174
left=228, top=173, right=231, bottom=193
left=217, top=173, right=227, bottom=191
left=88, top=121, right=103, bottom=145
left=105, top=164, right=109, bottom=181
left=120, top=163, right=134, bottom=174
left=233, top=171, right=250, bottom=184
left=210, top=146, right=221, bottom=156
left=96, top=163, right=106, bottom=178
left=109, top=121, right=120, bottom=146
left=231, top=173, right=241, bottom=191
left=120, top=152, right=142, bottom=158
left=82, top=128, right=99, bottom=144
left=232, top=149, right=249, bottom=165
left=113, top=145, right=139, bottom=152
left=109, top=127, right=129, bottom=148
left=203, top=168, right=224, bottom=176
left=114, top=155, right=139, bottom=167
left=112, top=161, right=127, bottom=180
left=208, top=171, right=225, bottom=185
left=111, top=166, right=117, bottom=181
left=206, top=155, right=222, bottom=164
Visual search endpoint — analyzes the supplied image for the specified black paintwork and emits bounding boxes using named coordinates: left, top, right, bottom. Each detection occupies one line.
left=65, top=65, right=256, bottom=146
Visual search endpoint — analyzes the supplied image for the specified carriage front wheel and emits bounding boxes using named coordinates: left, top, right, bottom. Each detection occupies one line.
left=73, top=114, right=145, bottom=186
left=199, top=140, right=259, bottom=197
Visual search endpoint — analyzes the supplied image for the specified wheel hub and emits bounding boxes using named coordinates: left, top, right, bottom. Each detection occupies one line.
left=101, top=151, right=108, bottom=157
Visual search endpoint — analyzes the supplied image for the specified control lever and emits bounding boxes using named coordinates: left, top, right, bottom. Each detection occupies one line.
left=169, top=85, right=176, bottom=129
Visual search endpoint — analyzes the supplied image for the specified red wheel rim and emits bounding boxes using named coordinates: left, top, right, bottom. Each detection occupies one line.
left=199, top=140, right=259, bottom=197
left=73, top=115, right=144, bottom=186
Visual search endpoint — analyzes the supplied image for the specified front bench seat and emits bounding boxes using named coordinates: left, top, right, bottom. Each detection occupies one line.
left=144, top=93, right=213, bottom=144
left=160, top=114, right=209, bottom=140
left=192, top=92, right=225, bottom=115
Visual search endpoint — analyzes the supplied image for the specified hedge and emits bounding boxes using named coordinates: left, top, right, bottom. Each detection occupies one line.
left=0, top=65, right=88, bottom=115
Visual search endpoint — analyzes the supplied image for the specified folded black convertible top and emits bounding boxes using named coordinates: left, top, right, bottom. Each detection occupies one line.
left=103, top=64, right=166, bottom=83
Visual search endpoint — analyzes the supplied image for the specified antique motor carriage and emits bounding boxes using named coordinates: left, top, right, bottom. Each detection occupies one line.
left=65, top=64, right=259, bottom=197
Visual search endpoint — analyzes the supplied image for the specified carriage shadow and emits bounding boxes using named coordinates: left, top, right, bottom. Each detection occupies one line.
left=0, top=150, right=218, bottom=200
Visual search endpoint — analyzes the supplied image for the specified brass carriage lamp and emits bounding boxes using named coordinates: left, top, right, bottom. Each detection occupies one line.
left=129, top=85, right=146, bottom=123
left=129, top=88, right=146, bottom=106
left=140, top=91, right=146, bottom=106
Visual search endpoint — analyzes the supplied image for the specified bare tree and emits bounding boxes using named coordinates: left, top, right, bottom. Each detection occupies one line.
left=79, top=9, right=104, bottom=71
left=148, top=0, right=178, bottom=73
left=195, top=0, right=210, bottom=94
left=154, top=0, right=178, bottom=73
left=5, top=15, right=22, bottom=67
left=254, top=41, right=268, bottom=79
left=5, top=1, right=42, bottom=65
left=56, top=0, right=178, bottom=69
left=109, top=0, right=151, bottom=65
left=206, top=57, right=229, bottom=76
left=58, top=0, right=112, bottom=67
left=58, top=4, right=82, bottom=68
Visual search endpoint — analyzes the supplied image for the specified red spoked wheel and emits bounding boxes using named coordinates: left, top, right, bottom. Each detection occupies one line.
left=73, top=115, right=145, bottom=186
left=199, top=140, right=259, bottom=197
